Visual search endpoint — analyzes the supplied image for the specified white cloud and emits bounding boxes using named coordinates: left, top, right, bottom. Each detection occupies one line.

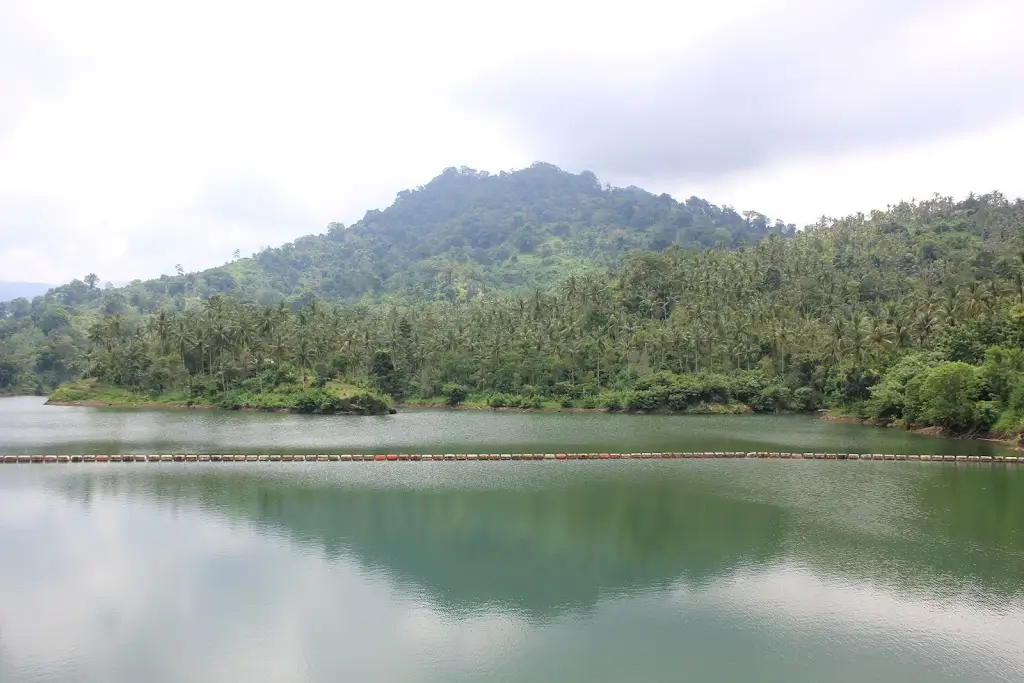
left=0, top=0, right=1021, bottom=283
left=683, top=117, right=1024, bottom=228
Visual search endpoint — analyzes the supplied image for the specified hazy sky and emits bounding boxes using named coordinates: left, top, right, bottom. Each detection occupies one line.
left=2, top=0, right=1023, bottom=284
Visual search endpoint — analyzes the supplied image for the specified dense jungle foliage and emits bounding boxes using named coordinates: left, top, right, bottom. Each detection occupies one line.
left=3, top=163, right=1024, bottom=433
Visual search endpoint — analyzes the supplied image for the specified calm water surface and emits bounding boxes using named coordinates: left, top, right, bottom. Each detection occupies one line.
left=1, top=397, right=1023, bottom=682
left=0, top=396, right=1015, bottom=456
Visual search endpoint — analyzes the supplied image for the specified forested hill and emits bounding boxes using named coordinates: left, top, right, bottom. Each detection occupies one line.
left=16, top=164, right=791, bottom=315
left=6, top=167, right=1024, bottom=438
left=252, top=163, right=794, bottom=302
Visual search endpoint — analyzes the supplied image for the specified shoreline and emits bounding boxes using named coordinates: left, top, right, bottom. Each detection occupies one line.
left=2, top=451, right=1019, bottom=464
left=43, top=399, right=395, bottom=415
left=39, top=397, right=1022, bottom=449
left=396, top=401, right=754, bottom=415
left=822, top=412, right=1021, bottom=446
left=45, top=398, right=216, bottom=410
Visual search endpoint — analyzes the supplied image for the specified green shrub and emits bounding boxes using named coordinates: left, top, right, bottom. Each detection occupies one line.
left=864, top=353, right=942, bottom=420
left=917, top=362, right=984, bottom=432
left=627, top=389, right=662, bottom=412
left=294, top=388, right=331, bottom=413
left=727, top=372, right=768, bottom=405
left=979, top=346, right=1024, bottom=404
left=602, top=393, right=623, bottom=411
left=696, top=374, right=730, bottom=404
left=751, top=384, right=793, bottom=413
left=488, top=393, right=511, bottom=408
left=634, top=372, right=676, bottom=391
left=828, top=362, right=879, bottom=406
left=992, top=381, right=1024, bottom=434
left=347, top=391, right=391, bottom=415
left=189, top=375, right=219, bottom=399
left=975, top=400, right=1000, bottom=431
left=552, top=381, right=580, bottom=399
left=793, top=386, right=823, bottom=411
left=442, top=382, right=469, bottom=406
left=666, top=388, right=692, bottom=411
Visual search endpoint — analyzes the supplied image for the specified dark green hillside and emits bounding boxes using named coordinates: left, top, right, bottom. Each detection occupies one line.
left=253, top=163, right=792, bottom=302
left=1, top=163, right=788, bottom=395
left=103, top=163, right=790, bottom=309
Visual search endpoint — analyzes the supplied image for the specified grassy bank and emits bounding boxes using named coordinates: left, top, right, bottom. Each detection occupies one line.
left=48, top=378, right=394, bottom=415
left=48, top=380, right=190, bottom=407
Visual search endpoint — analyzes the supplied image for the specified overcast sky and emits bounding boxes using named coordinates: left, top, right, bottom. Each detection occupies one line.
left=2, top=0, right=1023, bottom=285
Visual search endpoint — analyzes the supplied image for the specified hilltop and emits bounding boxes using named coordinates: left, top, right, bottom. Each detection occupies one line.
left=14, top=164, right=791, bottom=317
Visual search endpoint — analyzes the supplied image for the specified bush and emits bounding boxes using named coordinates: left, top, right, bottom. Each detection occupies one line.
left=552, top=381, right=581, bottom=399
left=634, top=372, right=676, bottom=391
left=666, top=388, right=693, bottom=411
left=602, top=393, right=624, bottom=411
left=189, top=375, right=219, bottom=399
left=294, top=388, right=332, bottom=413
left=993, top=381, right=1024, bottom=434
left=488, top=393, right=512, bottom=408
left=828, top=363, right=879, bottom=405
left=626, top=389, right=661, bottom=412
left=696, top=374, right=731, bottom=404
left=864, top=353, right=942, bottom=420
left=751, top=384, right=792, bottom=413
left=793, top=386, right=823, bottom=411
left=347, top=391, right=392, bottom=415
left=979, top=346, right=1024, bottom=405
left=917, top=362, right=984, bottom=432
left=975, top=400, right=1000, bottom=431
left=727, top=372, right=768, bottom=405
left=442, top=382, right=469, bottom=407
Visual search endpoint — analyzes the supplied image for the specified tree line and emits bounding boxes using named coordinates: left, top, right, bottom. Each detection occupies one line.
left=14, top=190, right=1024, bottom=434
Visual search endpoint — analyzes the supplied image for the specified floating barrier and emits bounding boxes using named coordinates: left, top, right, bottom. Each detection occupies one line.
left=2, top=452, right=1020, bottom=463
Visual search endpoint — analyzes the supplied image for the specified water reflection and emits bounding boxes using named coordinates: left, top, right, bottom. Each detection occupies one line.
left=2, top=463, right=1023, bottom=683
left=1, top=395, right=1015, bottom=456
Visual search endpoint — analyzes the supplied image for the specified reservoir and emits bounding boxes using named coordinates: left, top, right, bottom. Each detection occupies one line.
left=1, top=397, right=1022, bottom=682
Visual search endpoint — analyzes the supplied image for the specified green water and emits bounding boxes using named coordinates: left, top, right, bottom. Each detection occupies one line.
left=1, top=398, right=1023, bottom=682
left=0, top=396, right=1014, bottom=456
